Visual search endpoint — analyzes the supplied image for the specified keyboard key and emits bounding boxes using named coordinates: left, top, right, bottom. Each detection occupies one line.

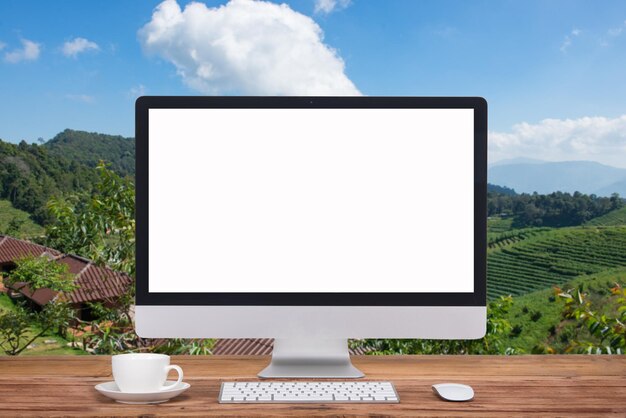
left=219, top=381, right=400, bottom=403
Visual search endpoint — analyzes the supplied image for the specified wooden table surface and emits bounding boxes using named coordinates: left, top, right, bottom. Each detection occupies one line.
left=1, top=355, right=625, bottom=417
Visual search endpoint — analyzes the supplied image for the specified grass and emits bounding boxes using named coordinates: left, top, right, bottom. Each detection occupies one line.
left=0, top=199, right=44, bottom=239
left=487, top=227, right=552, bottom=251
left=502, top=267, right=626, bottom=353
left=0, top=293, right=85, bottom=356
left=487, top=216, right=514, bottom=236
left=487, top=226, right=626, bottom=299
left=585, top=206, right=626, bottom=226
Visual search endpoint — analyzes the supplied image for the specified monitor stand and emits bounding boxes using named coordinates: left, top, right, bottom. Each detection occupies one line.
left=258, top=338, right=364, bottom=378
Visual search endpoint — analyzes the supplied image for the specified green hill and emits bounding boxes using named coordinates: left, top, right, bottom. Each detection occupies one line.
left=503, top=267, right=626, bottom=353
left=0, top=200, right=43, bottom=238
left=0, top=139, right=98, bottom=223
left=487, top=226, right=626, bottom=299
left=43, top=129, right=135, bottom=177
left=585, top=206, right=626, bottom=226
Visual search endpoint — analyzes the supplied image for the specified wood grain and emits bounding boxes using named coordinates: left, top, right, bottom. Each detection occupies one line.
left=0, top=355, right=624, bottom=417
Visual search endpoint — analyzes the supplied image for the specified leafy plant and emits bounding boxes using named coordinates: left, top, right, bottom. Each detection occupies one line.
left=0, top=301, right=73, bottom=355
left=555, top=284, right=626, bottom=354
left=5, top=255, right=75, bottom=294
left=46, top=162, right=135, bottom=276
left=0, top=256, right=76, bottom=355
left=151, top=339, right=215, bottom=356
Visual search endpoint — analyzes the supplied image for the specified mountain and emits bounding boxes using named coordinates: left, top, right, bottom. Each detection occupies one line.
left=489, top=160, right=626, bottom=196
left=43, top=129, right=135, bottom=177
left=489, top=157, right=546, bottom=167
left=0, top=139, right=98, bottom=223
left=594, top=179, right=626, bottom=198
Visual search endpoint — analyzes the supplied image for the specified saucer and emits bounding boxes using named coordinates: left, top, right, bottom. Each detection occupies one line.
left=95, top=380, right=191, bottom=404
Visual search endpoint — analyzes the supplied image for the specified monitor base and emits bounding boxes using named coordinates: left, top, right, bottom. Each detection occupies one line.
left=258, top=338, right=365, bottom=378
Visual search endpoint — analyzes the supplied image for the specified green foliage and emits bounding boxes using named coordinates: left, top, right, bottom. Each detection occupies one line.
left=487, top=183, right=516, bottom=196
left=78, top=321, right=138, bottom=355
left=585, top=206, right=626, bottom=226
left=42, top=163, right=205, bottom=356
left=555, top=284, right=626, bottom=354
left=487, top=190, right=623, bottom=228
left=502, top=268, right=626, bottom=353
left=0, top=200, right=44, bottom=238
left=0, top=139, right=99, bottom=223
left=0, top=257, right=76, bottom=355
left=151, top=339, right=215, bottom=356
left=43, top=129, right=135, bottom=178
left=355, top=296, right=517, bottom=355
left=0, top=301, right=74, bottom=356
left=6, top=256, right=75, bottom=293
left=46, top=162, right=136, bottom=275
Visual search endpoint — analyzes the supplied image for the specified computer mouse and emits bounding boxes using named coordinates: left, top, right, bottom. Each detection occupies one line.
left=432, top=383, right=474, bottom=402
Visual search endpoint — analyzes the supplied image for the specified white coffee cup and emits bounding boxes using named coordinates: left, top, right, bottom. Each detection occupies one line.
left=112, top=353, right=183, bottom=393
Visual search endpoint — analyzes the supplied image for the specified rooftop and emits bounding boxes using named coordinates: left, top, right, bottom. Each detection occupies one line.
left=0, top=235, right=132, bottom=305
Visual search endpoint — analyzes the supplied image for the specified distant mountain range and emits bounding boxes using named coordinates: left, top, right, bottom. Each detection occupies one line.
left=489, top=159, right=626, bottom=197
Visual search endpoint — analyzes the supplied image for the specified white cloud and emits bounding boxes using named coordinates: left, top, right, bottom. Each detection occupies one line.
left=65, top=94, right=95, bottom=104
left=314, top=0, right=351, bottom=14
left=560, top=28, right=581, bottom=53
left=62, top=37, right=99, bottom=57
left=607, top=20, right=626, bottom=37
left=489, top=115, right=626, bottom=168
left=139, top=0, right=360, bottom=95
left=0, top=41, right=5, bottom=51
left=4, top=39, right=41, bottom=63
left=128, top=84, right=147, bottom=99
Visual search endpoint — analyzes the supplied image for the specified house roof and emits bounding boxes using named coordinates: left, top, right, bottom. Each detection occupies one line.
left=212, top=338, right=275, bottom=355
left=0, top=235, right=61, bottom=264
left=0, top=235, right=132, bottom=305
left=212, top=338, right=371, bottom=356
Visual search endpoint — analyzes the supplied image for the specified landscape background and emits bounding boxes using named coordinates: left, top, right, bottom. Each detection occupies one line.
left=1, top=0, right=625, bottom=355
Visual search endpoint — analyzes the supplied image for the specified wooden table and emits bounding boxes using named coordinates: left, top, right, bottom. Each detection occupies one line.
left=1, top=355, right=625, bottom=417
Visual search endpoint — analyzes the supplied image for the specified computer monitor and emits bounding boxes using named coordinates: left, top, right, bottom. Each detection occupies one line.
left=135, top=96, right=487, bottom=378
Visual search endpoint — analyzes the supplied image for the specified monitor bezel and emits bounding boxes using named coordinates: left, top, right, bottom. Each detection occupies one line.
left=136, top=96, right=487, bottom=306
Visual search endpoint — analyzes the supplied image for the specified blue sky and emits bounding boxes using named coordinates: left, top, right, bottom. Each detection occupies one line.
left=1, top=0, right=625, bottom=166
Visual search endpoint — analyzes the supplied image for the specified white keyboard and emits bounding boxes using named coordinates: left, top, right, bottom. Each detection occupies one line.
left=219, top=381, right=399, bottom=403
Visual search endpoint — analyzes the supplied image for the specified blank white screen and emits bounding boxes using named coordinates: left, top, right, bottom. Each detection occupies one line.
left=148, top=108, right=474, bottom=293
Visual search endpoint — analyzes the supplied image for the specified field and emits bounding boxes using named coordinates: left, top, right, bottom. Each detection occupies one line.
left=0, top=199, right=44, bottom=239
left=585, top=206, right=626, bottom=226
left=487, top=226, right=626, bottom=299
left=487, top=216, right=513, bottom=236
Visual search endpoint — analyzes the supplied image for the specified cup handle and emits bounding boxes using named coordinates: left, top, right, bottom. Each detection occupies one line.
left=162, top=365, right=184, bottom=390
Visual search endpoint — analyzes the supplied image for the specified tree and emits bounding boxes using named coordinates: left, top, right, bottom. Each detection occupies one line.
left=0, top=256, right=75, bottom=355
left=43, top=163, right=218, bottom=355
left=1, top=217, right=25, bottom=237
left=0, top=302, right=73, bottom=356
left=46, top=162, right=135, bottom=275
left=6, top=255, right=75, bottom=294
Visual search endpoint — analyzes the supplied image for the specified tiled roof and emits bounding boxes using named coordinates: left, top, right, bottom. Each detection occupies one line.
left=212, top=338, right=275, bottom=355
left=212, top=339, right=371, bottom=356
left=59, top=255, right=133, bottom=304
left=0, top=235, right=61, bottom=264
left=0, top=235, right=131, bottom=305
